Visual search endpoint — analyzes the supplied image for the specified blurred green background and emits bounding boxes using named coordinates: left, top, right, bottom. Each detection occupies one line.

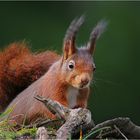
left=0, top=2, right=140, bottom=124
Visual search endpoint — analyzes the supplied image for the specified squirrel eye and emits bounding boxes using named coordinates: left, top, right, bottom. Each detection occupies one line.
left=68, top=60, right=75, bottom=70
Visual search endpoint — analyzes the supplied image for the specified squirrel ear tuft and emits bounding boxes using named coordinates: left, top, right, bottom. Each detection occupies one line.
left=63, top=16, right=85, bottom=60
left=87, top=19, right=108, bottom=55
left=63, top=40, right=76, bottom=60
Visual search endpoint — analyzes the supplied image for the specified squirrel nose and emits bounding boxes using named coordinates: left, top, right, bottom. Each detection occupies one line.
left=81, top=77, right=89, bottom=86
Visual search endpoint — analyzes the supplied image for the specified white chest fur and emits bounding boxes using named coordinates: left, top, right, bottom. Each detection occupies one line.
left=67, top=86, right=79, bottom=108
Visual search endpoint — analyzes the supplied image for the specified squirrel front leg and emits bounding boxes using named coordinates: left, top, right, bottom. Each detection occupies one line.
left=76, top=88, right=90, bottom=108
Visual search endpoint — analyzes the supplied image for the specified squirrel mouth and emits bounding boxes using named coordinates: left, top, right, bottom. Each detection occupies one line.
left=71, top=84, right=86, bottom=89
left=78, top=82, right=90, bottom=89
left=79, top=84, right=85, bottom=88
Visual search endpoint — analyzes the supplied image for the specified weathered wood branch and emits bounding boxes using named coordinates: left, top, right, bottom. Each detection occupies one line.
left=88, top=117, right=140, bottom=139
left=34, top=95, right=140, bottom=139
left=34, top=95, right=92, bottom=139
left=56, top=108, right=92, bottom=139
left=34, top=95, right=70, bottom=119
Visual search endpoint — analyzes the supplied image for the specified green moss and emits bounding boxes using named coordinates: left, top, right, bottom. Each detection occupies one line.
left=17, top=127, right=37, bottom=137
left=0, top=107, right=37, bottom=139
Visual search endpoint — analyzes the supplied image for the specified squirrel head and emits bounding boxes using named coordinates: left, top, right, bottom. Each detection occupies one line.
left=60, top=16, right=107, bottom=89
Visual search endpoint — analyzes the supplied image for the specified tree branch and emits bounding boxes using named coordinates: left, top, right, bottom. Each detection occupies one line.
left=34, top=95, right=92, bottom=139
left=34, top=95, right=140, bottom=139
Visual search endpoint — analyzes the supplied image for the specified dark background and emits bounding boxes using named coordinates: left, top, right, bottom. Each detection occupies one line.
left=0, top=2, right=140, bottom=124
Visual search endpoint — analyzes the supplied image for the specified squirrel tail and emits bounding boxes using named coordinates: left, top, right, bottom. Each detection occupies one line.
left=0, top=41, right=60, bottom=111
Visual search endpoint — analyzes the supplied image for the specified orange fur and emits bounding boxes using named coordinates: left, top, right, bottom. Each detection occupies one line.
left=0, top=42, right=60, bottom=112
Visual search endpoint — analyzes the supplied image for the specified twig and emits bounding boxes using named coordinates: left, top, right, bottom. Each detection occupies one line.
left=114, top=125, right=128, bottom=140
left=25, top=119, right=62, bottom=129
left=34, top=95, right=70, bottom=119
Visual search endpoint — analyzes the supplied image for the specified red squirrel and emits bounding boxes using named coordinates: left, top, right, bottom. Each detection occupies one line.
left=6, top=16, right=107, bottom=124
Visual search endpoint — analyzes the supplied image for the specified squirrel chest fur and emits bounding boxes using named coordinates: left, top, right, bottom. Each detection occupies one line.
left=5, top=16, right=107, bottom=125
left=67, top=86, right=79, bottom=108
